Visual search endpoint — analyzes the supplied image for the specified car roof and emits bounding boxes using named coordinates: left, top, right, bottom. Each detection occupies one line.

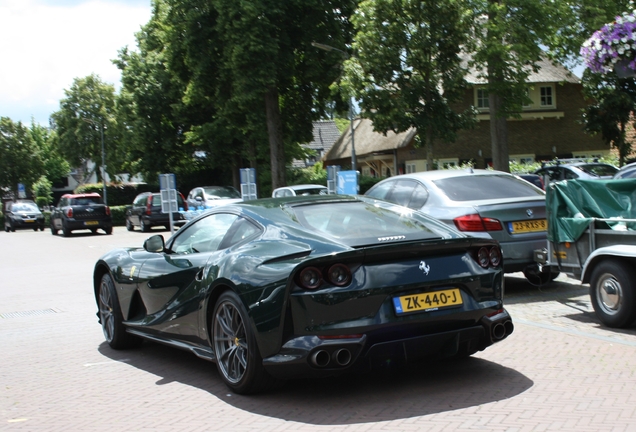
left=62, top=193, right=101, bottom=198
left=389, top=168, right=513, bottom=181
left=278, top=184, right=327, bottom=190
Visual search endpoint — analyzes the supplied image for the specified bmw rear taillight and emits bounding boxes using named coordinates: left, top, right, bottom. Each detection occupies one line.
left=297, top=264, right=353, bottom=290
left=66, top=208, right=73, bottom=218
left=474, top=246, right=503, bottom=268
left=454, top=214, right=503, bottom=232
left=146, top=196, right=153, bottom=215
left=105, top=206, right=111, bottom=216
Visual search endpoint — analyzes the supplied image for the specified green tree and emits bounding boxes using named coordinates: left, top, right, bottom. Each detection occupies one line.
left=582, top=70, right=636, bottom=166
left=468, top=0, right=579, bottom=172
left=29, top=123, right=70, bottom=185
left=32, top=175, right=53, bottom=207
left=0, top=117, right=44, bottom=197
left=50, top=74, right=117, bottom=182
left=345, top=0, right=475, bottom=170
left=118, top=0, right=357, bottom=191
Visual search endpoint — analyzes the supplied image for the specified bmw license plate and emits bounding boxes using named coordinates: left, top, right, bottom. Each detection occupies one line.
left=509, top=219, right=547, bottom=234
left=393, top=288, right=463, bottom=315
left=84, top=221, right=99, bottom=226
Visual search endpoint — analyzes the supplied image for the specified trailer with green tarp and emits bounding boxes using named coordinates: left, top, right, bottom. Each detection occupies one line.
left=536, top=178, right=636, bottom=327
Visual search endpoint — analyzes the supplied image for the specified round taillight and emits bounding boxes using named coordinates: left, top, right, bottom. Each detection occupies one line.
left=489, top=247, right=502, bottom=267
left=326, top=264, right=352, bottom=287
left=477, top=247, right=490, bottom=268
left=299, top=267, right=322, bottom=290
left=66, top=208, right=73, bottom=218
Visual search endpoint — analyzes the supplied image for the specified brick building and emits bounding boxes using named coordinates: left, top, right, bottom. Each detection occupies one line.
left=324, top=57, right=609, bottom=176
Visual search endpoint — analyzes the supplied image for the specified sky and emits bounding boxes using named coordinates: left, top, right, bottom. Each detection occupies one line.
left=0, top=1, right=586, bottom=128
left=0, top=0, right=152, bottom=126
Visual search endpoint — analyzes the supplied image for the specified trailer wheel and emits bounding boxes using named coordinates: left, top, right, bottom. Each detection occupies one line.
left=589, top=261, right=636, bottom=328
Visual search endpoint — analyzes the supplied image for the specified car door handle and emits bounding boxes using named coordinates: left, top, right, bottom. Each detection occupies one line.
left=195, top=268, right=205, bottom=282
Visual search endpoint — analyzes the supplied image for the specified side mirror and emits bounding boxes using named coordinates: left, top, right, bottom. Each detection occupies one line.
left=143, top=235, right=165, bottom=253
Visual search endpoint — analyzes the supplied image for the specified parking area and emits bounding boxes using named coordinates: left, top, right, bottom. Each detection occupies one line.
left=2, top=227, right=636, bottom=431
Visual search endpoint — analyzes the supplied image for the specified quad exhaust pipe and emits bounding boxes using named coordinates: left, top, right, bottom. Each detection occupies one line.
left=492, top=319, right=514, bottom=341
left=309, top=348, right=353, bottom=368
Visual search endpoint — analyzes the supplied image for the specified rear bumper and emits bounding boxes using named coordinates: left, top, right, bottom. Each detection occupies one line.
left=262, top=309, right=513, bottom=380
left=65, top=218, right=112, bottom=231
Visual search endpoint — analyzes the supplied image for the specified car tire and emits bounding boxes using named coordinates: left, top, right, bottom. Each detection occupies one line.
left=126, top=218, right=134, bottom=231
left=590, top=260, right=636, bottom=328
left=212, top=291, right=282, bottom=394
left=39, top=226, right=44, bottom=231
left=62, top=225, right=71, bottom=237
left=140, top=219, right=150, bottom=233
left=50, top=224, right=58, bottom=235
left=104, top=227, right=112, bottom=235
left=5, top=223, right=10, bottom=232
left=98, top=273, right=143, bottom=349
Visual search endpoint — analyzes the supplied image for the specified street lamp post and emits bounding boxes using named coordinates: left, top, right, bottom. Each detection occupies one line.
left=82, top=118, right=107, bottom=205
left=311, top=42, right=357, bottom=171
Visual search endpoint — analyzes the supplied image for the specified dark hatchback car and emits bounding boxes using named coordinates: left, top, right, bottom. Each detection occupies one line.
left=50, top=193, right=112, bottom=236
left=126, top=192, right=188, bottom=232
left=94, top=195, right=512, bottom=394
left=4, top=200, right=45, bottom=232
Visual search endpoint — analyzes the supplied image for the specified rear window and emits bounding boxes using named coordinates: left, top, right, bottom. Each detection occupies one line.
left=433, top=175, right=544, bottom=201
left=70, top=196, right=102, bottom=205
left=578, top=164, right=618, bottom=177
left=291, top=200, right=458, bottom=245
left=151, top=193, right=185, bottom=207
left=203, top=186, right=240, bottom=199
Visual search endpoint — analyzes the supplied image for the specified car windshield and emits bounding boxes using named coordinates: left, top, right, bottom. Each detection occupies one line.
left=70, top=197, right=102, bottom=205
left=577, top=164, right=618, bottom=177
left=203, top=186, right=240, bottom=199
left=292, top=201, right=457, bottom=245
left=433, top=175, right=544, bottom=201
left=12, top=203, right=38, bottom=212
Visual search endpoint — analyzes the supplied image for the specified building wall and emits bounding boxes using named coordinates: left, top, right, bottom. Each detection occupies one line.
left=396, top=82, right=609, bottom=170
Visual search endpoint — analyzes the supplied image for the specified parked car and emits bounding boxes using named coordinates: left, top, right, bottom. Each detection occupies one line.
left=4, top=200, right=45, bottom=232
left=272, top=184, right=328, bottom=197
left=93, top=194, right=512, bottom=394
left=534, top=160, right=618, bottom=184
left=613, top=162, right=636, bottom=179
left=364, top=169, right=555, bottom=284
left=186, top=186, right=242, bottom=209
left=50, top=193, right=112, bottom=236
left=126, top=192, right=187, bottom=232
left=517, top=173, right=544, bottom=190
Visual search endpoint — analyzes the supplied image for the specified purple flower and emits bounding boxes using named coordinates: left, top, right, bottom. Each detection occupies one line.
left=581, top=10, right=636, bottom=74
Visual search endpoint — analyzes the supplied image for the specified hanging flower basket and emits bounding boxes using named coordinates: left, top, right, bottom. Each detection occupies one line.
left=581, top=10, right=636, bottom=77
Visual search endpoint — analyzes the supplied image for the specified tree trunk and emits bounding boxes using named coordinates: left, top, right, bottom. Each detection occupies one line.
left=264, top=86, right=286, bottom=189
left=488, top=91, right=510, bottom=172
left=425, top=129, right=434, bottom=171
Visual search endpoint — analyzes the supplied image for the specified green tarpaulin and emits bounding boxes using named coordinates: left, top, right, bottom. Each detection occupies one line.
left=546, top=179, right=636, bottom=243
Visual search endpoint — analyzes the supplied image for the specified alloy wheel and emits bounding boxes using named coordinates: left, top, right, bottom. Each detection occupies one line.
left=213, top=300, right=248, bottom=384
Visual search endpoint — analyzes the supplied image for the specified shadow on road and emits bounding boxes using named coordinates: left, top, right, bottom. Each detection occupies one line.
left=98, top=341, right=532, bottom=425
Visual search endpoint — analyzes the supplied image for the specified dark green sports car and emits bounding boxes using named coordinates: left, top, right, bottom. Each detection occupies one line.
left=93, top=195, right=512, bottom=394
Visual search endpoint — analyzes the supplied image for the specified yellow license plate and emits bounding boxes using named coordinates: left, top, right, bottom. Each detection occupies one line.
left=510, top=219, right=547, bottom=233
left=393, top=288, right=463, bottom=315
left=84, top=221, right=99, bottom=226
left=25, top=219, right=34, bottom=223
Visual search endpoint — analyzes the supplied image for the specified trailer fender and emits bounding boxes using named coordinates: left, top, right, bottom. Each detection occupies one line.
left=581, top=245, right=636, bottom=283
